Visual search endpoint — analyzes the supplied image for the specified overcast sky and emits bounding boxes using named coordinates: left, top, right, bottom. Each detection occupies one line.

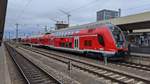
left=4, top=0, right=150, bottom=38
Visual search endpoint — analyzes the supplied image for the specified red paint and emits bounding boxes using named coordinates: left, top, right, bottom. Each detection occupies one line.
left=21, top=24, right=128, bottom=58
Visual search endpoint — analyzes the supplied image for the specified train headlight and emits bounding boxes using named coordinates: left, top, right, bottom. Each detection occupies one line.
left=99, top=48, right=104, bottom=51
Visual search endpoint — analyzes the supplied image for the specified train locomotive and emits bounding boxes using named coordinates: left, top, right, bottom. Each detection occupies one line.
left=21, top=23, right=128, bottom=60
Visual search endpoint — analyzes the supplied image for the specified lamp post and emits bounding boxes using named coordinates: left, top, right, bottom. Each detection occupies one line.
left=59, top=9, right=71, bottom=26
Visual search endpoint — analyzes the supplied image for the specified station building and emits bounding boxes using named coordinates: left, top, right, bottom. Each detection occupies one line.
left=96, top=9, right=121, bottom=21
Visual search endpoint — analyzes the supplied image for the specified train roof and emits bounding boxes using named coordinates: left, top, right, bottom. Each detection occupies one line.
left=53, top=22, right=113, bottom=32
left=21, top=23, right=115, bottom=38
left=50, top=23, right=115, bottom=37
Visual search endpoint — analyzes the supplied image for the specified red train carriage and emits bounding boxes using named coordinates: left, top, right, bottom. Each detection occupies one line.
left=40, top=34, right=51, bottom=46
left=30, top=37, right=38, bottom=44
left=21, top=24, right=128, bottom=60
left=21, top=36, right=30, bottom=44
left=31, top=35, right=44, bottom=46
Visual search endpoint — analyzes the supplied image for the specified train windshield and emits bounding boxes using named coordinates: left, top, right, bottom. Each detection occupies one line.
left=109, top=25, right=124, bottom=48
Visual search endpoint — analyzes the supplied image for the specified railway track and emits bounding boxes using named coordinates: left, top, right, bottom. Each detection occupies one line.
left=5, top=44, right=61, bottom=84
left=112, top=61, right=150, bottom=72
left=23, top=45, right=150, bottom=72
left=19, top=45, right=150, bottom=84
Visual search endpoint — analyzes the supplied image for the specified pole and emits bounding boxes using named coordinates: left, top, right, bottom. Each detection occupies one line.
left=15, top=23, right=19, bottom=43
left=45, top=25, right=48, bottom=33
left=59, top=9, right=71, bottom=26
left=103, top=54, right=108, bottom=65
left=104, top=11, right=105, bottom=20
left=67, top=15, right=71, bottom=26
left=118, top=8, right=121, bottom=17
left=104, top=56, right=108, bottom=65
left=9, top=32, right=10, bottom=41
left=5, top=35, right=7, bottom=41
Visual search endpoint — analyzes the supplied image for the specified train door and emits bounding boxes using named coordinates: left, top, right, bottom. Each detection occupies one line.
left=51, top=38, right=55, bottom=47
left=74, top=36, right=79, bottom=50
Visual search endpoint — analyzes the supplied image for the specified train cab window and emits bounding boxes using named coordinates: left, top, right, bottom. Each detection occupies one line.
left=98, top=35, right=104, bottom=46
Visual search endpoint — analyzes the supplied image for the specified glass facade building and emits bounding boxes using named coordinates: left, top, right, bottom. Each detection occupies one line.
left=97, top=9, right=119, bottom=21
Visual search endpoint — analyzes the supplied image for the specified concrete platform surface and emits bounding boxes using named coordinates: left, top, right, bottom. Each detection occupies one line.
left=131, top=47, right=150, bottom=54
left=0, top=44, right=11, bottom=84
left=131, top=52, right=150, bottom=57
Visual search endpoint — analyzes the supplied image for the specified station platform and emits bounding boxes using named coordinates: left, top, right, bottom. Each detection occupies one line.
left=0, top=44, right=11, bottom=84
left=131, top=52, right=150, bottom=57
left=131, top=47, right=150, bottom=54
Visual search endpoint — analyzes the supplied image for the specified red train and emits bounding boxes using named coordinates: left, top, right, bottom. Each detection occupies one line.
left=21, top=24, right=128, bottom=60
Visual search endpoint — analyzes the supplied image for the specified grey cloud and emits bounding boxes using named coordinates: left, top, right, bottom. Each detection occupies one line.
left=4, top=0, right=150, bottom=38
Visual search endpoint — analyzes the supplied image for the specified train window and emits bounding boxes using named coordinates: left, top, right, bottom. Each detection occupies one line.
left=60, top=43, right=65, bottom=47
left=75, top=30, right=79, bottom=33
left=84, top=40, right=92, bottom=46
left=65, top=42, right=72, bottom=48
left=84, top=40, right=87, bottom=46
left=67, top=32, right=69, bottom=36
left=98, top=35, right=104, bottom=46
left=71, top=31, right=74, bottom=35
left=59, top=32, right=61, bottom=36
left=65, top=32, right=67, bottom=36
left=68, top=32, right=71, bottom=35
left=69, top=42, right=72, bottom=48
left=65, top=42, right=69, bottom=48
left=64, top=32, right=65, bottom=36
left=63, top=43, right=65, bottom=47
left=61, top=33, right=63, bottom=36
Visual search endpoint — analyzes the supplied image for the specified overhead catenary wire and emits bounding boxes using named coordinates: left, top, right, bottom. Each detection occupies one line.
left=57, top=0, right=105, bottom=26
left=13, top=0, right=33, bottom=39
left=69, top=1, right=150, bottom=23
left=68, top=0, right=100, bottom=12
left=16, top=0, right=33, bottom=23
left=8, top=0, right=150, bottom=36
left=121, top=3, right=150, bottom=16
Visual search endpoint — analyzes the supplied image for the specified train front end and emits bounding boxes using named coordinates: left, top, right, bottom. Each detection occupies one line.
left=109, top=25, right=128, bottom=59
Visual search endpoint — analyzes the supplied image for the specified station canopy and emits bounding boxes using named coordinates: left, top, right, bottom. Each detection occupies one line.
left=0, top=0, right=7, bottom=46
left=96, top=11, right=150, bottom=31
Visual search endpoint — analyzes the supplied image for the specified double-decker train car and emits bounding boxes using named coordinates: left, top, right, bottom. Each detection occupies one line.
left=21, top=23, right=128, bottom=60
